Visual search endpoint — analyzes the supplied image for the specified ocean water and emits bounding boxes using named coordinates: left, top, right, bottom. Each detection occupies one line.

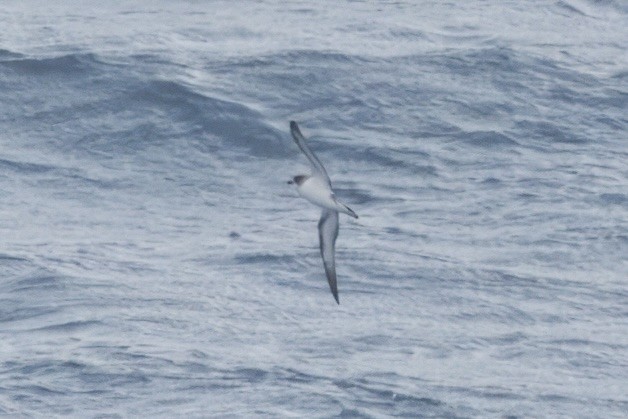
left=1, top=0, right=627, bottom=417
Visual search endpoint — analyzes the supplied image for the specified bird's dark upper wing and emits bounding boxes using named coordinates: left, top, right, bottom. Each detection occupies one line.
left=318, top=209, right=340, bottom=304
left=290, top=121, right=331, bottom=185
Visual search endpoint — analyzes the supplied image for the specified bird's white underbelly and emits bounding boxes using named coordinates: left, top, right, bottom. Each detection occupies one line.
left=298, top=177, right=337, bottom=210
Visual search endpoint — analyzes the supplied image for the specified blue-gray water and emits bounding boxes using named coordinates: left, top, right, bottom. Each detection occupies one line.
left=1, top=1, right=627, bottom=417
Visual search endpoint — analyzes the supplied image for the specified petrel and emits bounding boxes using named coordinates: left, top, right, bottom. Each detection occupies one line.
left=288, top=121, right=358, bottom=304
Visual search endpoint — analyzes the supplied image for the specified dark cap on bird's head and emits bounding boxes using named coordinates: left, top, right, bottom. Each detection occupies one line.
left=287, top=175, right=308, bottom=185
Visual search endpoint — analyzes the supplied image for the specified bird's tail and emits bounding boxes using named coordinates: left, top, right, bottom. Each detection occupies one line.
left=336, top=201, right=358, bottom=219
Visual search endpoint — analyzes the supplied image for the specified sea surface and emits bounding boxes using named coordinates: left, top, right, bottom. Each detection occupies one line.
left=1, top=1, right=627, bottom=417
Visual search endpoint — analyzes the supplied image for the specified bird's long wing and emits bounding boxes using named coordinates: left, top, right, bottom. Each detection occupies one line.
left=290, top=121, right=331, bottom=185
left=318, top=209, right=340, bottom=304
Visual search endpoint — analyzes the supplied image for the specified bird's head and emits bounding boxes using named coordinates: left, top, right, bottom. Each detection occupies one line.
left=287, top=175, right=308, bottom=186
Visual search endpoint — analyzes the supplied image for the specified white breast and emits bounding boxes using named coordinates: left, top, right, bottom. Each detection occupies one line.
left=297, top=176, right=337, bottom=210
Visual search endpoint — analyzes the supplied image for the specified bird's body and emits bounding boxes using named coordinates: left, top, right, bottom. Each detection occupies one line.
left=288, top=121, right=357, bottom=304
left=295, top=175, right=357, bottom=218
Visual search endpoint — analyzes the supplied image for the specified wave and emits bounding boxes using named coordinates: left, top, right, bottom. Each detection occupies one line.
left=0, top=52, right=101, bottom=76
left=452, top=130, right=519, bottom=148
left=0, top=52, right=289, bottom=160
left=514, top=119, right=588, bottom=145
left=129, top=79, right=287, bottom=157
left=0, top=158, right=57, bottom=174
left=0, top=49, right=22, bottom=60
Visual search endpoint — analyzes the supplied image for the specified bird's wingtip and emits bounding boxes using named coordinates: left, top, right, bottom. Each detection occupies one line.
left=348, top=208, right=359, bottom=219
left=291, top=120, right=305, bottom=135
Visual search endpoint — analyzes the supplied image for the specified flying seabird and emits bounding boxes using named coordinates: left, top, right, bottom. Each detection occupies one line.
left=288, top=121, right=358, bottom=304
